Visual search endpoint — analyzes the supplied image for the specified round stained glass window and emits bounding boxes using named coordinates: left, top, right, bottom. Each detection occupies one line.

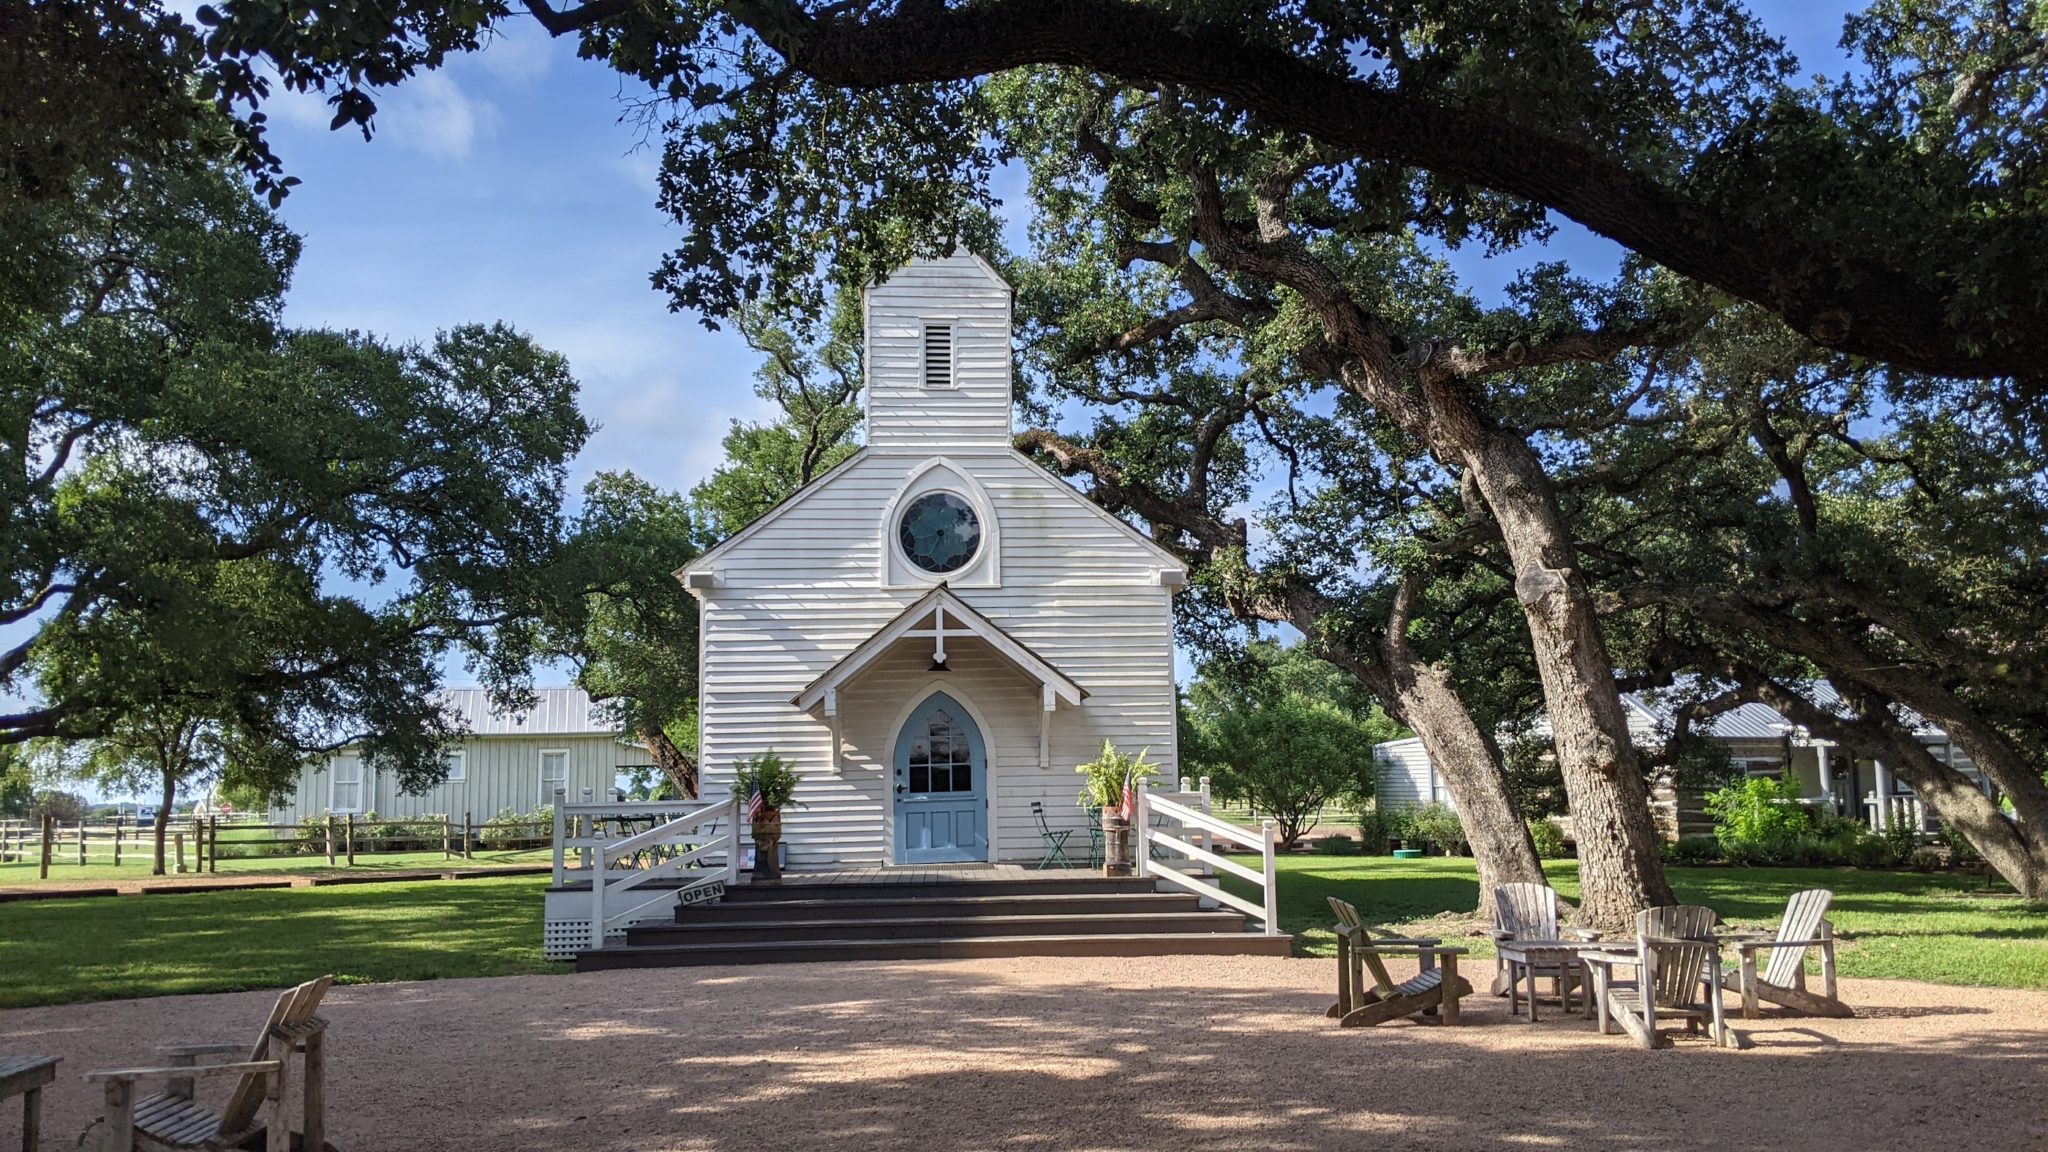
left=897, top=492, right=982, bottom=574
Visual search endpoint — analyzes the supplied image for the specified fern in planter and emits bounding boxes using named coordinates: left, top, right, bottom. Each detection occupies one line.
left=731, top=750, right=803, bottom=812
left=1075, top=741, right=1158, bottom=813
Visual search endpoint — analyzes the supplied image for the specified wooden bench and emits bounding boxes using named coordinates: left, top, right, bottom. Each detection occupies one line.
left=1, top=1055, right=59, bottom=1152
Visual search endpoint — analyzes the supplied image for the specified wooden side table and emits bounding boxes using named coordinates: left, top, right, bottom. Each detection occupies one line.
left=0, top=1055, right=59, bottom=1152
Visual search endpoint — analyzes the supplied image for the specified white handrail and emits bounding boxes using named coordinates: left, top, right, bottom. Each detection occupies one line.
left=550, top=795, right=740, bottom=948
left=1137, top=788, right=1281, bottom=935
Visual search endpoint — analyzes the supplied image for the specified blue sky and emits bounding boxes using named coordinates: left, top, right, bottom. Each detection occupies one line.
left=252, top=3, right=1861, bottom=692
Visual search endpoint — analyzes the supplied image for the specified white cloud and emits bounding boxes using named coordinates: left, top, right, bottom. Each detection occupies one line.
left=475, top=26, right=557, bottom=86
left=378, top=73, right=496, bottom=160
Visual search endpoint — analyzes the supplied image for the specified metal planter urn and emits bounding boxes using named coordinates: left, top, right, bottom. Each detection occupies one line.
left=752, top=808, right=784, bottom=880
left=1101, top=810, right=1134, bottom=877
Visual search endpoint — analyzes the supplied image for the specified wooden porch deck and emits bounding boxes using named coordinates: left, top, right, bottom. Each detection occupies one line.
left=739, top=863, right=1093, bottom=888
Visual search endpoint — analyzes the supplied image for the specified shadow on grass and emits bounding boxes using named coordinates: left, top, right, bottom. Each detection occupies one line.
left=0, top=875, right=559, bottom=1008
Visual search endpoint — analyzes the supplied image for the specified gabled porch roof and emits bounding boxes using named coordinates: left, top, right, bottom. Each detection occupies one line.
left=791, top=586, right=1086, bottom=712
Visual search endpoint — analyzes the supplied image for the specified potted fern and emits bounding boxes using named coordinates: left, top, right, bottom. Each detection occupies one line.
left=732, top=750, right=801, bottom=880
left=1076, top=741, right=1158, bottom=876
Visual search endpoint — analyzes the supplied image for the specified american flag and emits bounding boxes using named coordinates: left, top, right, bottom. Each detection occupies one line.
left=746, top=781, right=767, bottom=824
left=1120, top=775, right=1137, bottom=822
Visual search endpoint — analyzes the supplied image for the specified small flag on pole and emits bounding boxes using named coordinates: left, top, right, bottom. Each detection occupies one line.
left=747, top=781, right=766, bottom=824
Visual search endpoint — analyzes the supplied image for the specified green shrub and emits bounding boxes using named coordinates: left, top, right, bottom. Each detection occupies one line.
left=1662, top=834, right=1722, bottom=864
left=1407, top=802, right=1466, bottom=855
left=1316, top=834, right=1357, bottom=855
left=1706, top=773, right=1810, bottom=863
left=1526, top=819, right=1569, bottom=860
left=1352, top=804, right=1405, bottom=855
left=1908, top=849, right=1944, bottom=872
left=1883, top=811, right=1922, bottom=865
left=480, top=806, right=552, bottom=848
left=1844, top=831, right=1894, bottom=868
left=295, top=813, right=329, bottom=855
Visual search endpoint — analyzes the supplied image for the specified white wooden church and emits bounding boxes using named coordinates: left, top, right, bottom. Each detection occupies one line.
left=679, top=251, right=1186, bottom=867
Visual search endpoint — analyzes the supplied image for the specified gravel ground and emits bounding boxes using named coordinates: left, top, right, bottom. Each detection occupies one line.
left=4, top=956, right=2045, bottom=1151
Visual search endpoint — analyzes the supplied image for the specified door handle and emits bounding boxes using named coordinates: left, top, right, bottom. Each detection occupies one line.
left=895, top=784, right=907, bottom=795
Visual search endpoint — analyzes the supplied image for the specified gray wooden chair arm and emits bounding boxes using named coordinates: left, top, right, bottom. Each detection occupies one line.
left=155, top=1042, right=246, bottom=1059
left=1734, top=937, right=1831, bottom=952
left=85, top=1060, right=282, bottom=1085
left=1374, top=936, right=1444, bottom=947
left=1561, top=927, right=1603, bottom=940
left=1360, top=945, right=1470, bottom=958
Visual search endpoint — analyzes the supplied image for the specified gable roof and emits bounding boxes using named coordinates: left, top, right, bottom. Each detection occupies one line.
left=676, top=447, right=869, bottom=579
left=792, top=586, right=1086, bottom=711
left=442, top=687, right=620, bottom=737
left=1005, top=449, right=1191, bottom=574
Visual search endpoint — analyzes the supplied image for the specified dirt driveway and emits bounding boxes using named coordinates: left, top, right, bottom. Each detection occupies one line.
left=4, top=956, right=2044, bottom=1151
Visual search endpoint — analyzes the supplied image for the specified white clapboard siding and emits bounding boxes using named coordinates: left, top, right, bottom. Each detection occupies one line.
left=1373, top=737, right=1449, bottom=812
left=269, top=734, right=649, bottom=825
left=689, top=250, right=1183, bottom=866
left=863, top=251, right=1014, bottom=452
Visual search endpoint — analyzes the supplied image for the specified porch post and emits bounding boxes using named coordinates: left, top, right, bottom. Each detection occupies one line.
left=1872, top=759, right=1892, bottom=831
left=1815, top=743, right=1834, bottom=814
left=1039, top=683, right=1055, bottom=768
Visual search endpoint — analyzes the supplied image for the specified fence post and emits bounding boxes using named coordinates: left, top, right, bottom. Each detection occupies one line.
left=39, top=815, right=53, bottom=880
left=113, top=817, right=122, bottom=867
left=208, top=816, right=219, bottom=873
left=1260, top=818, right=1279, bottom=936
left=345, top=814, right=355, bottom=866
left=442, top=816, right=451, bottom=860
left=324, top=815, right=335, bottom=866
left=463, top=811, right=473, bottom=860
left=174, top=831, right=187, bottom=874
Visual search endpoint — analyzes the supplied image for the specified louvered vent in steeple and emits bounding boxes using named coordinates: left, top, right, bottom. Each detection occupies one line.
left=923, top=324, right=954, bottom=388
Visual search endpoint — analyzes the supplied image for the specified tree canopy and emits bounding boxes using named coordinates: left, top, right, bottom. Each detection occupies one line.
left=4, top=107, right=593, bottom=795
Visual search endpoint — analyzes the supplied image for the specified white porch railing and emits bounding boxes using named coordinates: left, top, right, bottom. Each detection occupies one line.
left=1134, top=786, right=1280, bottom=936
left=547, top=792, right=738, bottom=955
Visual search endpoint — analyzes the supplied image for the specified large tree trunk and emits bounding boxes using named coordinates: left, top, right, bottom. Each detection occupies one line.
left=1447, top=425, right=1675, bottom=927
left=1315, top=592, right=1548, bottom=923
left=638, top=725, right=698, bottom=799
left=151, top=768, right=175, bottom=876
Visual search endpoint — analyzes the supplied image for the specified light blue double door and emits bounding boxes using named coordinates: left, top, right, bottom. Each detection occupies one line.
left=893, top=692, right=988, bottom=863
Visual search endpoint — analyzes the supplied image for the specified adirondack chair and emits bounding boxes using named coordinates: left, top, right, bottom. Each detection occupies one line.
left=1585, top=906, right=1744, bottom=1050
left=1722, top=888, right=1852, bottom=1019
left=87, top=976, right=334, bottom=1152
left=1326, top=897, right=1472, bottom=1027
left=1489, top=882, right=1600, bottom=1001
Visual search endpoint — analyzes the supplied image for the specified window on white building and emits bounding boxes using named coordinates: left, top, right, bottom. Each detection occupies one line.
left=443, top=750, right=466, bottom=783
left=330, top=756, right=364, bottom=814
left=540, top=750, right=568, bottom=804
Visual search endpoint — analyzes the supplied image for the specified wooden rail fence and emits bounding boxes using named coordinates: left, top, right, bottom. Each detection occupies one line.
left=3, top=813, right=553, bottom=879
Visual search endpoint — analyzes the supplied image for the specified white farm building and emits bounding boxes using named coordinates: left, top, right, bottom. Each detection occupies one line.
left=678, top=251, right=1186, bottom=867
left=267, top=687, right=649, bottom=824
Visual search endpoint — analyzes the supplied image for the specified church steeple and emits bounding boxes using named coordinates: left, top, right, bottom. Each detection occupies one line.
left=863, top=250, right=1014, bottom=452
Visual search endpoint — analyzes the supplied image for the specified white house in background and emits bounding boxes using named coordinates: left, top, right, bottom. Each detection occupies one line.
left=679, top=251, right=1185, bottom=867
left=1375, top=686, right=1987, bottom=839
left=267, top=687, right=651, bottom=824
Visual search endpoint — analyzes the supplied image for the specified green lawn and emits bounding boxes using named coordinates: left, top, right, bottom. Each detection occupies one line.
left=1225, top=855, right=2048, bottom=989
left=5, top=856, right=2043, bottom=1010
left=0, top=875, right=554, bottom=1009
left=0, top=846, right=552, bottom=886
